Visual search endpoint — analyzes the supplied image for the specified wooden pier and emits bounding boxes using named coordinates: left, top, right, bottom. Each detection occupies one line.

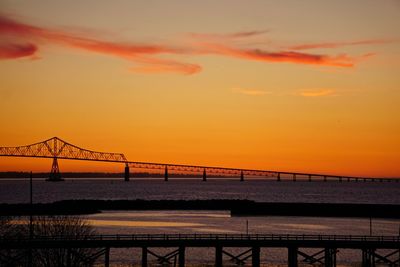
left=1, top=234, right=399, bottom=266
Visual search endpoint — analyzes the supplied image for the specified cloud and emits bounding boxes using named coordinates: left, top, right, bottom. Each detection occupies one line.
left=188, top=30, right=268, bottom=41
left=232, top=87, right=270, bottom=96
left=289, top=39, right=395, bottom=50
left=0, top=14, right=200, bottom=74
left=0, top=42, right=37, bottom=59
left=197, top=43, right=355, bottom=67
left=0, top=14, right=379, bottom=74
left=299, top=89, right=336, bottom=97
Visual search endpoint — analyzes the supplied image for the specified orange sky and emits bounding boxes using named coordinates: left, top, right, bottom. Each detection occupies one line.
left=0, top=0, right=399, bottom=177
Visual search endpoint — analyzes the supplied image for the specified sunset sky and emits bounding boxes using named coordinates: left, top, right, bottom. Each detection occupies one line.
left=0, top=0, right=399, bottom=177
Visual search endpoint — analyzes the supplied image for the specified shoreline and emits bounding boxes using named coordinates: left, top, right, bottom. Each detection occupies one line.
left=0, top=200, right=399, bottom=218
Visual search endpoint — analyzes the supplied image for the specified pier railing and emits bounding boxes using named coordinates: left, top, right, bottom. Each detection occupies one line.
left=3, top=233, right=400, bottom=242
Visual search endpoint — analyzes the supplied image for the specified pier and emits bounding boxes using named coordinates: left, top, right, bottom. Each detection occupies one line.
left=1, top=234, right=399, bottom=266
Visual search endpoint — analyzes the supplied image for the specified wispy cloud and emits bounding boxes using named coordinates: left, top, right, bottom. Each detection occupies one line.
left=232, top=87, right=271, bottom=96
left=289, top=39, right=395, bottom=50
left=299, top=89, right=336, bottom=97
left=188, top=30, right=268, bottom=41
left=0, top=15, right=200, bottom=74
left=0, top=14, right=385, bottom=75
left=197, top=43, right=355, bottom=67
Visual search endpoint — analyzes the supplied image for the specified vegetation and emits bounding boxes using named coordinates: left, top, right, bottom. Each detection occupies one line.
left=0, top=215, right=98, bottom=267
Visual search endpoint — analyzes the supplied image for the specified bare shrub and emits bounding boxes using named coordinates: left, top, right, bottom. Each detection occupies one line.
left=1, top=216, right=98, bottom=267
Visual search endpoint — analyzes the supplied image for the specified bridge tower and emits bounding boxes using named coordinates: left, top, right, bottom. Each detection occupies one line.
left=124, top=164, right=130, bottom=181
left=47, top=157, right=63, bottom=181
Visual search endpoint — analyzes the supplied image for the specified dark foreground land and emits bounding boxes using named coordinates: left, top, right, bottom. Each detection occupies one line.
left=0, top=199, right=399, bottom=218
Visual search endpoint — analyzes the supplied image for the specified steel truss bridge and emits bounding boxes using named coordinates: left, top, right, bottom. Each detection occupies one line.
left=0, top=137, right=398, bottom=182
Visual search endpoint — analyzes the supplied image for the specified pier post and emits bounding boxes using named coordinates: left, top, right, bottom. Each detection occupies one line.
left=240, top=171, right=244, bottom=182
left=339, top=177, right=342, bottom=182
left=124, top=165, right=129, bottom=182
left=362, top=248, right=376, bottom=267
left=215, top=246, right=223, bottom=267
left=203, top=169, right=207, bottom=182
left=142, top=247, right=148, bottom=267
left=277, top=173, right=281, bottom=182
left=293, top=174, right=296, bottom=182
left=105, top=247, right=110, bottom=267
left=308, top=175, right=312, bottom=182
left=252, top=246, right=260, bottom=267
left=288, top=247, right=298, bottom=267
left=179, top=246, right=185, bottom=267
left=164, top=166, right=168, bottom=182
left=67, top=248, right=71, bottom=267
left=324, top=248, right=336, bottom=267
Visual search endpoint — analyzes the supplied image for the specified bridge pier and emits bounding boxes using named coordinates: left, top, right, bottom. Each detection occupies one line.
left=203, top=169, right=207, bottom=182
left=324, top=175, right=327, bottom=182
left=124, top=165, right=129, bottom=182
left=288, top=247, right=298, bottom=267
left=277, top=173, right=281, bottom=182
left=47, top=157, right=63, bottom=181
left=240, top=171, right=244, bottom=182
left=308, top=175, right=312, bottom=182
left=293, top=174, right=296, bottom=182
left=164, top=166, right=168, bottom=182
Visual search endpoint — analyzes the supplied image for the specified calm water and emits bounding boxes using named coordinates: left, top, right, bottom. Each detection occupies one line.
left=2, top=179, right=400, bottom=266
left=86, top=210, right=399, bottom=266
left=1, top=179, right=399, bottom=204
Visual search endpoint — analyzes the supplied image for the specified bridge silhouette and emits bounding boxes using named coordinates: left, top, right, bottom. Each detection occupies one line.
left=0, top=137, right=397, bottom=182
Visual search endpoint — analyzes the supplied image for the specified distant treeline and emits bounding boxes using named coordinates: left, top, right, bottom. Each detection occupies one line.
left=0, top=199, right=399, bottom=218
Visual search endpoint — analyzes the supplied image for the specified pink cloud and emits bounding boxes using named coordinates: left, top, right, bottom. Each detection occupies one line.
left=188, top=30, right=268, bottom=40
left=0, top=15, right=200, bottom=74
left=197, top=43, right=355, bottom=67
left=0, top=42, right=37, bottom=59
left=0, top=14, right=381, bottom=74
left=289, top=39, right=395, bottom=50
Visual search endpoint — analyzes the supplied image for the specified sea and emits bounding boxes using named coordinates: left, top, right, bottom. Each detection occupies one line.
left=1, top=178, right=399, bottom=266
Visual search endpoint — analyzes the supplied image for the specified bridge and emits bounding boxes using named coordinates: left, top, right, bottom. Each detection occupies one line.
left=1, top=234, right=399, bottom=266
left=0, top=137, right=398, bottom=182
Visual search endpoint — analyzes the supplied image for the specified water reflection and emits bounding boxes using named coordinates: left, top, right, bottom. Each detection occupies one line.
left=87, top=219, right=204, bottom=227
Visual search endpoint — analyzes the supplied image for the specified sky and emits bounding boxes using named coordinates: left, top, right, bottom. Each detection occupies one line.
left=0, top=0, right=399, bottom=177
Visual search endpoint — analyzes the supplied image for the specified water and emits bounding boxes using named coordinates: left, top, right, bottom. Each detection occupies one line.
left=1, top=179, right=399, bottom=204
left=1, top=179, right=400, bottom=266
left=85, top=210, right=399, bottom=266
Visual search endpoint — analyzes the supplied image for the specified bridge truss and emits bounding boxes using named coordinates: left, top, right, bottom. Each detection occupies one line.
left=0, top=137, right=397, bottom=182
left=0, top=137, right=127, bottom=181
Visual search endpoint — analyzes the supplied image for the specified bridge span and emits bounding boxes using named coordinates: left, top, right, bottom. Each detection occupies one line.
left=0, top=137, right=398, bottom=182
